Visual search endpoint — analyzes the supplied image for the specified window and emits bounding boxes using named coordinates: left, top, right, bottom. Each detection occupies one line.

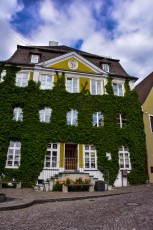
left=66, top=77, right=78, bottom=93
left=117, top=113, right=126, bottom=128
left=91, top=80, right=102, bottom=95
left=31, top=54, right=39, bottom=63
left=6, top=141, right=21, bottom=168
left=119, top=146, right=130, bottom=169
left=13, top=107, right=23, bottom=121
left=92, top=112, right=104, bottom=127
left=67, top=109, right=78, bottom=126
left=39, top=74, right=53, bottom=90
left=84, top=144, right=97, bottom=169
left=16, top=72, right=29, bottom=87
left=102, top=64, right=109, bottom=72
left=44, top=143, right=59, bottom=168
left=113, top=83, right=124, bottom=96
left=149, top=115, right=153, bottom=132
left=0, top=70, right=6, bottom=82
left=39, top=108, right=52, bottom=122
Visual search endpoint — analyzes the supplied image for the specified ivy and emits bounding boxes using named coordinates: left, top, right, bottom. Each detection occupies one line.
left=0, top=64, right=147, bottom=187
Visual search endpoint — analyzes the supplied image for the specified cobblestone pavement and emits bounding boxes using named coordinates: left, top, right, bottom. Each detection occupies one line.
left=0, top=185, right=153, bottom=230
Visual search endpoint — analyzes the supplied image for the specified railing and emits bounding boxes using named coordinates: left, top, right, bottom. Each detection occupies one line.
left=65, top=157, right=77, bottom=170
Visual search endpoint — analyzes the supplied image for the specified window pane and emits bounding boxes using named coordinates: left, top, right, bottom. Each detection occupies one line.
left=73, top=78, right=78, bottom=92
left=8, top=149, right=14, bottom=155
left=67, top=111, right=71, bottom=125
left=66, top=78, right=72, bottom=92
left=9, top=141, right=15, bottom=147
left=73, top=110, right=78, bottom=125
left=150, top=116, right=153, bottom=132
left=46, top=162, right=50, bottom=167
left=85, top=145, right=89, bottom=150
left=113, top=83, right=118, bottom=95
left=52, top=151, right=57, bottom=156
left=91, top=80, right=96, bottom=95
left=92, top=113, right=97, bottom=126
left=97, top=81, right=102, bottom=95
left=118, top=84, right=123, bottom=96
left=53, top=144, right=57, bottom=149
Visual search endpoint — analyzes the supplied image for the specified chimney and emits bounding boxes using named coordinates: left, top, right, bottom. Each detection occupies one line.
left=49, top=41, right=58, bottom=46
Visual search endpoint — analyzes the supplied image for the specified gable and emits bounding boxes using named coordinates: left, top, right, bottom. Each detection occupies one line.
left=37, top=52, right=105, bottom=74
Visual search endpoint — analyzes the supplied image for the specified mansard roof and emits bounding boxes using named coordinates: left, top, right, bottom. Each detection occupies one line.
left=2, top=44, right=136, bottom=80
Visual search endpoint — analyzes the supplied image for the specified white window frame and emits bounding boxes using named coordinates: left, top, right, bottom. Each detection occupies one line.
left=117, top=113, right=126, bottom=128
left=66, top=77, right=79, bottom=93
left=0, top=70, right=6, bottom=82
left=102, top=64, right=109, bottom=72
left=15, top=72, right=29, bottom=87
left=112, top=82, right=124, bottom=96
left=39, top=108, right=52, bottom=123
left=149, top=115, right=153, bottom=133
left=66, top=109, right=78, bottom=126
left=6, top=141, right=21, bottom=168
left=39, top=74, right=54, bottom=90
left=90, top=79, right=102, bottom=95
left=83, top=144, right=97, bottom=170
left=31, top=54, right=39, bottom=63
left=92, top=112, right=104, bottom=127
left=13, top=107, right=23, bottom=121
left=119, top=146, right=131, bottom=170
left=44, top=143, right=60, bottom=169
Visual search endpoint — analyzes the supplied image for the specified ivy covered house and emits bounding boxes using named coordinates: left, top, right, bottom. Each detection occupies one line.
left=0, top=42, right=147, bottom=188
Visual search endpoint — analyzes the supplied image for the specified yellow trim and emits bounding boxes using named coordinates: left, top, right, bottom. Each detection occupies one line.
left=60, top=143, right=64, bottom=168
left=79, top=144, right=83, bottom=168
left=30, top=72, right=33, bottom=80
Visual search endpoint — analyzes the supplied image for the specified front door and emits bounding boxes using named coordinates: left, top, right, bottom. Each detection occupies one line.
left=65, top=144, right=77, bottom=170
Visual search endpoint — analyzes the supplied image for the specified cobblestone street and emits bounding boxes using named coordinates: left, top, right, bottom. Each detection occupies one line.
left=1, top=185, right=153, bottom=230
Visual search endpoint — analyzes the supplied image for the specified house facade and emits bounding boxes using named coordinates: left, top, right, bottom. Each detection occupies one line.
left=136, top=72, right=153, bottom=183
left=0, top=42, right=147, bottom=188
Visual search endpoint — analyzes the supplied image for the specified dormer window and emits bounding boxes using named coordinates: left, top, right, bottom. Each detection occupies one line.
left=102, top=64, right=109, bottom=72
left=31, top=54, right=39, bottom=63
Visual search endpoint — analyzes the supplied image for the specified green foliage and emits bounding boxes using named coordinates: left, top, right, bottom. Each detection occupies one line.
left=105, top=76, right=113, bottom=95
left=52, top=183, right=62, bottom=192
left=0, top=64, right=147, bottom=187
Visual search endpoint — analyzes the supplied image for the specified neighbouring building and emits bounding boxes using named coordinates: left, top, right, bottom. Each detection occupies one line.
left=136, top=72, right=153, bottom=183
left=0, top=42, right=147, bottom=188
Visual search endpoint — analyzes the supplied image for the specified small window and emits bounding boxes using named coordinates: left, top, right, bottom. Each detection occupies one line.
left=39, top=74, right=53, bottom=90
left=31, top=54, right=39, bottom=63
left=119, top=146, right=130, bottom=169
left=44, top=143, right=59, bottom=168
left=13, top=107, right=23, bottom=121
left=113, top=83, right=124, bottom=96
left=117, top=113, right=126, bottom=128
left=91, top=80, right=102, bottom=95
left=0, top=70, right=6, bottom=82
left=6, top=141, right=21, bottom=168
left=102, top=64, right=109, bottom=72
left=149, top=115, right=153, bottom=132
left=39, top=108, right=52, bottom=123
left=16, top=72, right=29, bottom=87
left=84, top=144, right=97, bottom=169
left=67, top=109, right=78, bottom=126
left=93, top=112, right=104, bottom=127
left=66, top=77, right=78, bottom=93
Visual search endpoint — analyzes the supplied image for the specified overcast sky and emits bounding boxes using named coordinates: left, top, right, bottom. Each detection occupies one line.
left=0, top=0, right=153, bottom=82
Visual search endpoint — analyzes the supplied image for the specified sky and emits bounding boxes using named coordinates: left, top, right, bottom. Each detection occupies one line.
left=0, top=0, right=153, bottom=83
